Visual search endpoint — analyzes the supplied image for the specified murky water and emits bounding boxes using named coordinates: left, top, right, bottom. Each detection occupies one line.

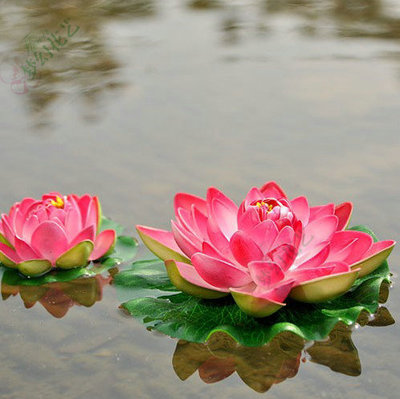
left=0, top=0, right=399, bottom=398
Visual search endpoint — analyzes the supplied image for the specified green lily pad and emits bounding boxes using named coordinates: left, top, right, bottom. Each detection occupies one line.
left=117, top=225, right=392, bottom=347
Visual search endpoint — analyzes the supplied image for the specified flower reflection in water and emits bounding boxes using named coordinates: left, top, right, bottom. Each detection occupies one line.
left=1, top=272, right=112, bottom=318
left=172, top=301, right=395, bottom=393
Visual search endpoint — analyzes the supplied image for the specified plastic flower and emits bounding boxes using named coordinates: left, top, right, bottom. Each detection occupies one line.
left=137, top=182, right=395, bottom=317
left=0, top=193, right=116, bottom=277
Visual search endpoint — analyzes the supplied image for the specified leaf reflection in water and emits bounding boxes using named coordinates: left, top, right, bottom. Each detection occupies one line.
left=172, top=307, right=395, bottom=393
left=1, top=273, right=112, bottom=318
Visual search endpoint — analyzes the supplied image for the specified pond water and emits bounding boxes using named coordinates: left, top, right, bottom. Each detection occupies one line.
left=0, top=0, right=399, bottom=398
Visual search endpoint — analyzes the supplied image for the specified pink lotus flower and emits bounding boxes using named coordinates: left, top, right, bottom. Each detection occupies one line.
left=137, top=182, right=395, bottom=317
left=0, top=193, right=116, bottom=277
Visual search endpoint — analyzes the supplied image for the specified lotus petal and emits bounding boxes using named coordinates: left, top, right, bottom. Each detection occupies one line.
left=300, top=215, right=338, bottom=254
left=171, top=221, right=202, bottom=258
left=268, top=244, right=297, bottom=271
left=290, top=196, right=310, bottom=226
left=248, top=261, right=284, bottom=288
left=31, top=221, right=69, bottom=265
left=165, top=260, right=229, bottom=299
left=237, top=207, right=260, bottom=231
left=17, top=260, right=52, bottom=277
left=71, top=225, right=96, bottom=247
left=247, top=220, right=279, bottom=253
left=259, top=181, right=287, bottom=199
left=0, top=233, right=12, bottom=248
left=243, top=187, right=265, bottom=207
left=89, top=229, right=117, bottom=260
left=56, top=241, right=94, bottom=269
left=290, top=265, right=359, bottom=303
left=174, top=192, right=208, bottom=216
left=136, top=225, right=190, bottom=264
left=14, top=237, right=40, bottom=262
left=0, top=242, right=19, bottom=267
left=350, top=240, right=395, bottom=277
left=308, top=203, right=335, bottom=223
left=230, top=282, right=292, bottom=318
left=192, top=253, right=251, bottom=289
left=209, top=198, right=238, bottom=239
left=230, top=231, right=263, bottom=267
left=335, top=202, right=353, bottom=231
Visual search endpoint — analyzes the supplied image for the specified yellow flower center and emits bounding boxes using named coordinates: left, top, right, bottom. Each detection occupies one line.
left=255, top=201, right=274, bottom=212
left=50, top=196, right=64, bottom=209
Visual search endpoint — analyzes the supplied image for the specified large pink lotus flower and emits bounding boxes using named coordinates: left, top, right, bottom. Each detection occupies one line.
left=0, top=193, right=116, bottom=277
left=137, top=182, right=395, bottom=317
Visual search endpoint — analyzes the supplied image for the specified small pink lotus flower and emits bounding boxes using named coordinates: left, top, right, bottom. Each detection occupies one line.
left=137, top=182, right=395, bottom=317
left=0, top=193, right=116, bottom=277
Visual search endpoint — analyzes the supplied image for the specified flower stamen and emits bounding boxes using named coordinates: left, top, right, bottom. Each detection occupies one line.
left=50, top=196, right=64, bottom=209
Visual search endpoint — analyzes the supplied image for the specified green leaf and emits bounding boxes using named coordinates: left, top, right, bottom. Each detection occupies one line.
left=100, top=216, right=125, bottom=235
left=116, top=225, right=392, bottom=347
left=1, top=262, right=109, bottom=287
left=100, top=235, right=138, bottom=267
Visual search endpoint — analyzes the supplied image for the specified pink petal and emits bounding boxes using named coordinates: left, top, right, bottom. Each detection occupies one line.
left=327, top=230, right=373, bottom=264
left=70, top=225, right=96, bottom=247
left=308, top=203, right=335, bottom=223
left=77, top=194, right=92, bottom=225
left=248, top=261, right=284, bottom=288
left=30, top=221, right=69, bottom=265
left=64, top=205, right=83, bottom=241
left=293, top=244, right=330, bottom=269
left=174, top=192, right=208, bottom=216
left=209, top=198, right=238, bottom=239
left=89, top=229, right=116, bottom=260
left=47, top=207, right=66, bottom=224
left=230, top=231, right=263, bottom=267
left=296, top=241, right=330, bottom=265
left=202, top=241, right=228, bottom=261
left=290, top=196, right=310, bottom=226
left=137, top=225, right=183, bottom=254
left=293, top=220, right=303, bottom=249
left=248, top=220, right=279, bottom=253
left=136, top=225, right=188, bottom=261
left=176, top=207, right=201, bottom=239
left=300, top=215, right=338, bottom=253
left=173, top=260, right=229, bottom=292
left=268, top=244, right=297, bottom=271
left=335, top=202, right=353, bottom=231
left=237, top=207, right=260, bottom=231
left=14, top=237, right=40, bottom=261
left=271, top=226, right=295, bottom=250
left=22, top=215, right=40, bottom=243
left=362, top=240, right=396, bottom=259
left=232, top=281, right=293, bottom=304
left=191, top=205, right=209, bottom=240
left=84, top=198, right=98, bottom=229
left=206, top=213, right=231, bottom=257
left=291, top=262, right=350, bottom=285
left=192, top=253, right=252, bottom=289
left=0, top=214, right=16, bottom=246
left=253, top=281, right=294, bottom=303
left=259, top=181, right=287, bottom=199
left=171, top=220, right=202, bottom=258
left=243, top=187, right=264, bottom=207
left=14, top=198, right=36, bottom=236
left=206, top=187, right=238, bottom=216
left=0, top=242, right=20, bottom=263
